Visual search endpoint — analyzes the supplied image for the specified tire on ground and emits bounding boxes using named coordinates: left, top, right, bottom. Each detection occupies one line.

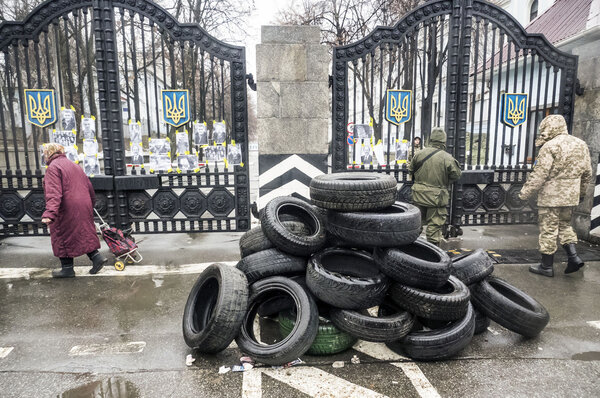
left=327, top=202, right=421, bottom=248
left=235, top=248, right=307, bottom=284
left=235, top=276, right=319, bottom=365
left=329, top=306, right=414, bottom=342
left=279, top=310, right=357, bottom=355
left=310, top=172, right=397, bottom=211
left=182, top=263, right=249, bottom=353
left=374, top=237, right=451, bottom=289
left=450, top=248, right=494, bottom=285
left=388, top=275, right=470, bottom=321
left=239, top=222, right=311, bottom=258
left=386, top=303, right=476, bottom=361
left=470, top=276, right=550, bottom=338
left=260, top=197, right=327, bottom=256
left=306, top=248, right=389, bottom=310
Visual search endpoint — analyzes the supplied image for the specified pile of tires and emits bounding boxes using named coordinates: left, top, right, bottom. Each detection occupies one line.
left=182, top=172, right=550, bottom=364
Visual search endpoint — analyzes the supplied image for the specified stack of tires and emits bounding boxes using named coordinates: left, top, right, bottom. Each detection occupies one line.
left=182, top=172, right=550, bottom=365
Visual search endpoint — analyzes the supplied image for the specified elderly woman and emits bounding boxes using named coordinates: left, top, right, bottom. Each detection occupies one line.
left=41, top=143, right=107, bottom=278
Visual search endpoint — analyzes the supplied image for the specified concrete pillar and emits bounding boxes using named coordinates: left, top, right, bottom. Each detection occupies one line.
left=256, top=25, right=330, bottom=208
left=571, top=38, right=600, bottom=243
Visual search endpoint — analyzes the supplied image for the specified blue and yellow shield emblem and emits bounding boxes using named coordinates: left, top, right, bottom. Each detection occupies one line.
left=386, top=90, right=412, bottom=126
left=162, top=90, right=190, bottom=127
left=24, top=89, right=57, bottom=128
left=502, top=93, right=528, bottom=127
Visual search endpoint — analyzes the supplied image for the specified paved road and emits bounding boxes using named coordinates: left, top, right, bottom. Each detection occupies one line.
left=0, top=262, right=599, bottom=398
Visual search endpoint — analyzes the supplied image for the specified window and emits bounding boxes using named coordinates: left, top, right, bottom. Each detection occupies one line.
left=530, top=0, right=538, bottom=21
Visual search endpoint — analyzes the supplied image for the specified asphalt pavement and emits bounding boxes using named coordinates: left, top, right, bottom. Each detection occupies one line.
left=0, top=225, right=599, bottom=397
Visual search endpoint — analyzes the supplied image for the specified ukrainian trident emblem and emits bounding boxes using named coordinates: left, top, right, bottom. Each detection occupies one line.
left=162, top=90, right=190, bottom=127
left=386, top=89, right=412, bottom=126
left=25, top=89, right=57, bottom=128
left=502, top=93, right=528, bottom=128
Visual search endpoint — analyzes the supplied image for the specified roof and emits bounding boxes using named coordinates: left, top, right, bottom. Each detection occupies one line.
left=525, top=0, right=593, bottom=44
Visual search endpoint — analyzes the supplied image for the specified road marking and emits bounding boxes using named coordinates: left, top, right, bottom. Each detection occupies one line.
left=587, top=321, right=600, bottom=329
left=69, top=341, right=146, bottom=356
left=0, top=261, right=237, bottom=280
left=0, top=347, right=14, bottom=358
left=261, top=366, right=387, bottom=398
left=354, top=341, right=441, bottom=398
left=242, top=369, right=262, bottom=398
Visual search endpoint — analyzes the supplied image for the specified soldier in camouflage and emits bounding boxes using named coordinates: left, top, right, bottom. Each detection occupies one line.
left=519, top=115, right=593, bottom=277
left=409, top=128, right=462, bottom=246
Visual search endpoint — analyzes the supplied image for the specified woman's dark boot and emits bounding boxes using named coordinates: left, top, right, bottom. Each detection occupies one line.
left=52, top=265, right=75, bottom=278
left=529, top=253, right=554, bottom=277
left=89, top=252, right=107, bottom=275
left=563, top=243, right=584, bottom=274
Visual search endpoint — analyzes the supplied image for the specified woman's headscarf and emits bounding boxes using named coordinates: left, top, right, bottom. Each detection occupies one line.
left=43, top=143, right=65, bottom=164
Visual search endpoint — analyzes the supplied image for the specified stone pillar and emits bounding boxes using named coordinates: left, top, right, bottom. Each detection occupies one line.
left=571, top=38, right=600, bottom=243
left=256, top=26, right=330, bottom=208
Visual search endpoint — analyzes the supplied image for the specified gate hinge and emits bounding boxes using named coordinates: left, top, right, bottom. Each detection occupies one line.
left=246, top=73, right=257, bottom=91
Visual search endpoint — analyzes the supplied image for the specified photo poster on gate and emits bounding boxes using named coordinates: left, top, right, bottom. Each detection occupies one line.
left=50, top=129, right=79, bottom=164
left=395, top=139, right=409, bottom=165
left=373, top=140, right=386, bottom=166
left=226, top=142, right=242, bottom=167
left=177, top=154, right=199, bottom=172
left=148, top=138, right=172, bottom=173
left=204, top=143, right=226, bottom=163
left=212, top=121, right=226, bottom=145
left=354, top=138, right=373, bottom=165
left=59, top=107, right=77, bottom=132
left=84, top=154, right=100, bottom=176
left=129, top=120, right=142, bottom=144
left=193, top=121, right=209, bottom=146
left=130, top=142, right=144, bottom=166
left=81, top=116, right=96, bottom=140
left=176, top=130, right=190, bottom=156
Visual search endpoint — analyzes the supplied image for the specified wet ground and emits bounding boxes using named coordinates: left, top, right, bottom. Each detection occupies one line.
left=0, top=226, right=599, bottom=397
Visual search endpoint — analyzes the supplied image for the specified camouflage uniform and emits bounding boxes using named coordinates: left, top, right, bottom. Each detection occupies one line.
left=519, top=115, right=592, bottom=256
left=409, top=128, right=462, bottom=245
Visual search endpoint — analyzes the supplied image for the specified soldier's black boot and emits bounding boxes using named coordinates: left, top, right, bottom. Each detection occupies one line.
left=563, top=243, right=584, bottom=274
left=529, top=254, right=554, bottom=277
left=88, top=251, right=107, bottom=275
left=52, top=264, right=75, bottom=278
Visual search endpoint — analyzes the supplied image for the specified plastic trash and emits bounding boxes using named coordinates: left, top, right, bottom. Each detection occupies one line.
left=351, top=355, right=360, bottom=364
left=218, top=366, right=231, bottom=374
left=185, top=354, right=195, bottom=366
left=332, top=361, right=344, bottom=368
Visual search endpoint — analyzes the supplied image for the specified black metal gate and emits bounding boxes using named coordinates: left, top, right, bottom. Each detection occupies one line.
left=331, top=0, right=577, bottom=234
left=0, top=0, right=250, bottom=236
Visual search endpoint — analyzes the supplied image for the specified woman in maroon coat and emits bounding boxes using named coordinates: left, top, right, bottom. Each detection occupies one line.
left=41, top=144, right=107, bottom=278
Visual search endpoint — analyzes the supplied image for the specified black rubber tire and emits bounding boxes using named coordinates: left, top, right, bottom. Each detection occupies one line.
left=470, top=276, right=550, bottom=338
left=310, top=172, right=397, bottom=211
left=450, top=249, right=494, bottom=285
left=260, top=197, right=327, bottom=256
left=389, top=275, right=470, bottom=321
left=239, top=222, right=311, bottom=258
left=329, top=306, right=415, bottom=342
left=474, top=307, right=491, bottom=335
left=327, top=202, right=421, bottom=248
left=374, top=238, right=451, bottom=289
left=279, top=310, right=357, bottom=355
left=235, top=276, right=319, bottom=365
left=182, top=263, right=249, bottom=353
left=256, top=275, right=308, bottom=317
left=235, top=248, right=307, bottom=284
left=386, top=303, right=476, bottom=361
left=306, top=248, right=389, bottom=310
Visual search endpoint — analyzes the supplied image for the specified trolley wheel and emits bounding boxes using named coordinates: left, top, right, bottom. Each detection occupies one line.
left=114, top=261, right=125, bottom=271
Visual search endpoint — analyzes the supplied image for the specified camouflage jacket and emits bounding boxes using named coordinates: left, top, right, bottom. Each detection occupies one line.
left=409, top=128, right=462, bottom=207
left=519, top=115, right=592, bottom=207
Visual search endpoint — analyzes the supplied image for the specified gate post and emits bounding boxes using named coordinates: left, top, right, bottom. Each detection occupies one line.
left=93, top=0, right=127, bottom=229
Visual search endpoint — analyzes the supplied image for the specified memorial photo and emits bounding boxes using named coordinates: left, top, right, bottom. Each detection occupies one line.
left=360, top=142, right=373, bottom=164
left=83, top=139, right=98, bottom=156
left=176, top=132, right=189, bottom=155
left=60, top=109, right=76, bottom=131
left=227, top=144, right=242, bottom=166
left=178, top=154, right=198, bottom=171
left=81, top=117, right=96, bottom=139
left=64, top=145, right=79, bottom=162
left=149, top=154, right=171, bottom=171
left=51, top=130, right=76, bottom=147
left=193, top=122, right=208, bottom=146
left=83, top=156, right=100, bottom=176
left=129, top=122, right=142, bottom=144
left=395, top=140, right=408, bottom=163
left=212, top=122, right=226, bottom=144
left=354, top=124, right=373, bottom=139
left=149, top=138, right=170, bottom=155
left=130, top=143, right=144, bottom=165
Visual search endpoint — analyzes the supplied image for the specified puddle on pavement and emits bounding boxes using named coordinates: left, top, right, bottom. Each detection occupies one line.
left=571, top=351, right=600, bottom=361
left=59, top=377, right=139, bottom=397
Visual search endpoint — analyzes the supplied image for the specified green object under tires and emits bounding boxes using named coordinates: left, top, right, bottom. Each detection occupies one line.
left=278, top=310, right=357, bottom=356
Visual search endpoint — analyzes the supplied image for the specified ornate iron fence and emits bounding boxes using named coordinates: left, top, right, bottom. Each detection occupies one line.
left=331, top=0, right=577, bottom=234
left=0, top=0, right=250, bottom=236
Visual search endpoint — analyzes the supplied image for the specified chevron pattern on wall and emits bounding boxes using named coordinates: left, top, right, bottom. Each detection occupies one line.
left=258, top=154, right=328, bottom=208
